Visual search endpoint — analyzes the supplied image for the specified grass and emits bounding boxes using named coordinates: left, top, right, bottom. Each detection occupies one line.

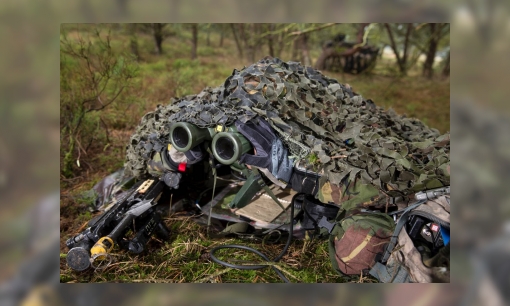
left=330, top=73, right=450, bottom=133
left=59, top=212, right=351, bottom=283
left=60, top=24, right=450, bottom=283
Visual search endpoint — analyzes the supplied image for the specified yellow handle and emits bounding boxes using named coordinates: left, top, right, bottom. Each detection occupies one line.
left=90, top=236, right=114, bottom=259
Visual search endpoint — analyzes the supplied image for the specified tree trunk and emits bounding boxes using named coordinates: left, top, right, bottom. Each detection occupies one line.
left=253, top=23, right=263, bottom=61
left=314, top=48, right=335, bottom=70
left=423, top=23, right=439, bottom=79
left=239, top=24, right=255, bottom=62
left=402, top=23, right=413, bottom=70
left=152, top=23, right=164, bottom=55
left=191, top=23, right=198, bottom=59
left=300, top=33, right=311, bottom=66
left=219, top=24, right=224, bottom=47
left=275, top=25, right=286, bottom=58
left=291, top=37, right=299, bottom=61
left=384, top=23, right=407, bottom=76
left=247, top=24, right=258, bottom=62
left=230, top=23, right=243, bottom=59
left=356, top=23, right=369, bottom=43
left=267, top=24, right=275, bottom=57
left=442, top=50, right=450, bottom=77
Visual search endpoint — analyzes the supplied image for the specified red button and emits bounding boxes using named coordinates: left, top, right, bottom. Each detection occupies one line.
left=178, top=163, right=187, bottom=172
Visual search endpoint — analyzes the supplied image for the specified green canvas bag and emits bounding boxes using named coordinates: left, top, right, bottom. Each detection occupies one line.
left=328, top=212, right=395, bottom=276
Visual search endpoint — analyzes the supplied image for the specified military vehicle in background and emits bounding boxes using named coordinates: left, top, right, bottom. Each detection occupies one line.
left=315, top=34, right=380, bottom=74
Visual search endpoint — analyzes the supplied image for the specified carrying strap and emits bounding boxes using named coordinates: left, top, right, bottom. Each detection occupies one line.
left=236, top=118, right=293, bottom=184
left=302, top=176, right=319, bottom=195
left=370, top=261, right=412, bottom=283
left=251, top=168, right=286, bottom=211
left=262, top=184, right=286, bottom=211
left=381, top=199, right=426, bottom=263
left=207, top=160, right=218, bottom=237
left=236, top=118, right=273, bottom=169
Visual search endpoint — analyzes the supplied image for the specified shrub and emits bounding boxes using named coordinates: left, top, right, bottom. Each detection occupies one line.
left=60, top=28, right=138, bottom=177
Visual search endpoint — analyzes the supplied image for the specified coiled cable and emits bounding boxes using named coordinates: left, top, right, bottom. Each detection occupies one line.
left=209, top=193, right=303, bottom=283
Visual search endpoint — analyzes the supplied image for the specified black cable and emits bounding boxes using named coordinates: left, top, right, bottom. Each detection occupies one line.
left=209, top=193, right=303, bottom=283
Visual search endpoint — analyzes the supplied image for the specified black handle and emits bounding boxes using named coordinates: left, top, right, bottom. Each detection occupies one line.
left=128, top=213, right=162, bottom=254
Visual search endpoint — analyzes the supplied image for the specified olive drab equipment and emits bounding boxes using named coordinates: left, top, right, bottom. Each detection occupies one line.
left=327, top=212, right=395, bottom=276
left=369, top=194, right=450, bottom=283
left=211, top=125, right=252, bottom=166
left=235, top=117, right=294, bottom=188
left=125, top=58, right=450, bottom=212
left=123, top=57, right=450, bottom=282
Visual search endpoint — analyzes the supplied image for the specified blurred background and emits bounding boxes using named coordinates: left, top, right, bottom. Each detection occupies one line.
left=0, top=0, right=509, bottom=305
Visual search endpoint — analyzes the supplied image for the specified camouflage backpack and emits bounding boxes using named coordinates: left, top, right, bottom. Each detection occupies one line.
left=369, top=194, right=450, bottom=283
left=328, top=212, right=395, bottom=276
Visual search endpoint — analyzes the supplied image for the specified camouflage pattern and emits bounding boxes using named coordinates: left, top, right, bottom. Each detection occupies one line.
left=329, top=213, right=394, bottom=275
left=373, top=195, right=450, bottom=283
left=318, top=176, right=381, bottom=211
left=413, top=193, right=450, bottom=223
left=390, top=227, right=434, bottom=282
left=125, top=57, right=449, bottom=209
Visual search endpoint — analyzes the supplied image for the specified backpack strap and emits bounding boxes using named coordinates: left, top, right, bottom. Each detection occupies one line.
left=381, top=199, right=426, bottom=263
left=252, top=168, right=286, bottom=211
left=370, top=261, right=412, bottom=283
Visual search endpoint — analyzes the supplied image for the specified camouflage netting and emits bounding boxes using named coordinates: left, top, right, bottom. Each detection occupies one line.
left=125, top=57, right=449, bottom=209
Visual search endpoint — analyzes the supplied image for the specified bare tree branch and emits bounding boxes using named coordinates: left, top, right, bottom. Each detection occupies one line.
left=288, top=23, right=337, bottom=36
left=384, top=23, right=405, bottom=74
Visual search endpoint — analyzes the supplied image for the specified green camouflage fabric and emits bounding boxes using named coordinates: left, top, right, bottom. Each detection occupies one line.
left=125, top=57, right=450, bottom=209
left=328, top=213, right=394, bottom=275
left=413, top=193, right=450, bottom=223
left=371, top=195, right=450, bottom=283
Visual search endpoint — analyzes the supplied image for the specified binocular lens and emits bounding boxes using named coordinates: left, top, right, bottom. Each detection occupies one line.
left=170, top=122, right=213, bottom=152
left=215, top=137, right=235, bottom=160
left=212, top=132, right=252, bottom=165
left=172, top=126, right=190, bottom=149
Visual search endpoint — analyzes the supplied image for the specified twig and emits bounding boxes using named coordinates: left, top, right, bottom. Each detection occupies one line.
left=99, top=116, right=110, bottom=143
left=331, top=155, right=348, bottom=159
left=258, top=23, right=296, bottom=38
left=352, top=23, right=375, bottom=49
left=196, top=268, right=232, bottom=283
left=131, top=279, right=174, bottom=283
left=75, top=221, right=90, bottom=234
left=288, top=23, right=337, bottom=36
left=60, top=176, right=84, bottom=183
left=74, top=137, right=87, bottom=156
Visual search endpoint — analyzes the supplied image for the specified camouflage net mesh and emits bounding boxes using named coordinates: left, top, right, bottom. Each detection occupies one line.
left=125, top=57, right=450, bottom=205
left=268, top=121, right=311, bottom=162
